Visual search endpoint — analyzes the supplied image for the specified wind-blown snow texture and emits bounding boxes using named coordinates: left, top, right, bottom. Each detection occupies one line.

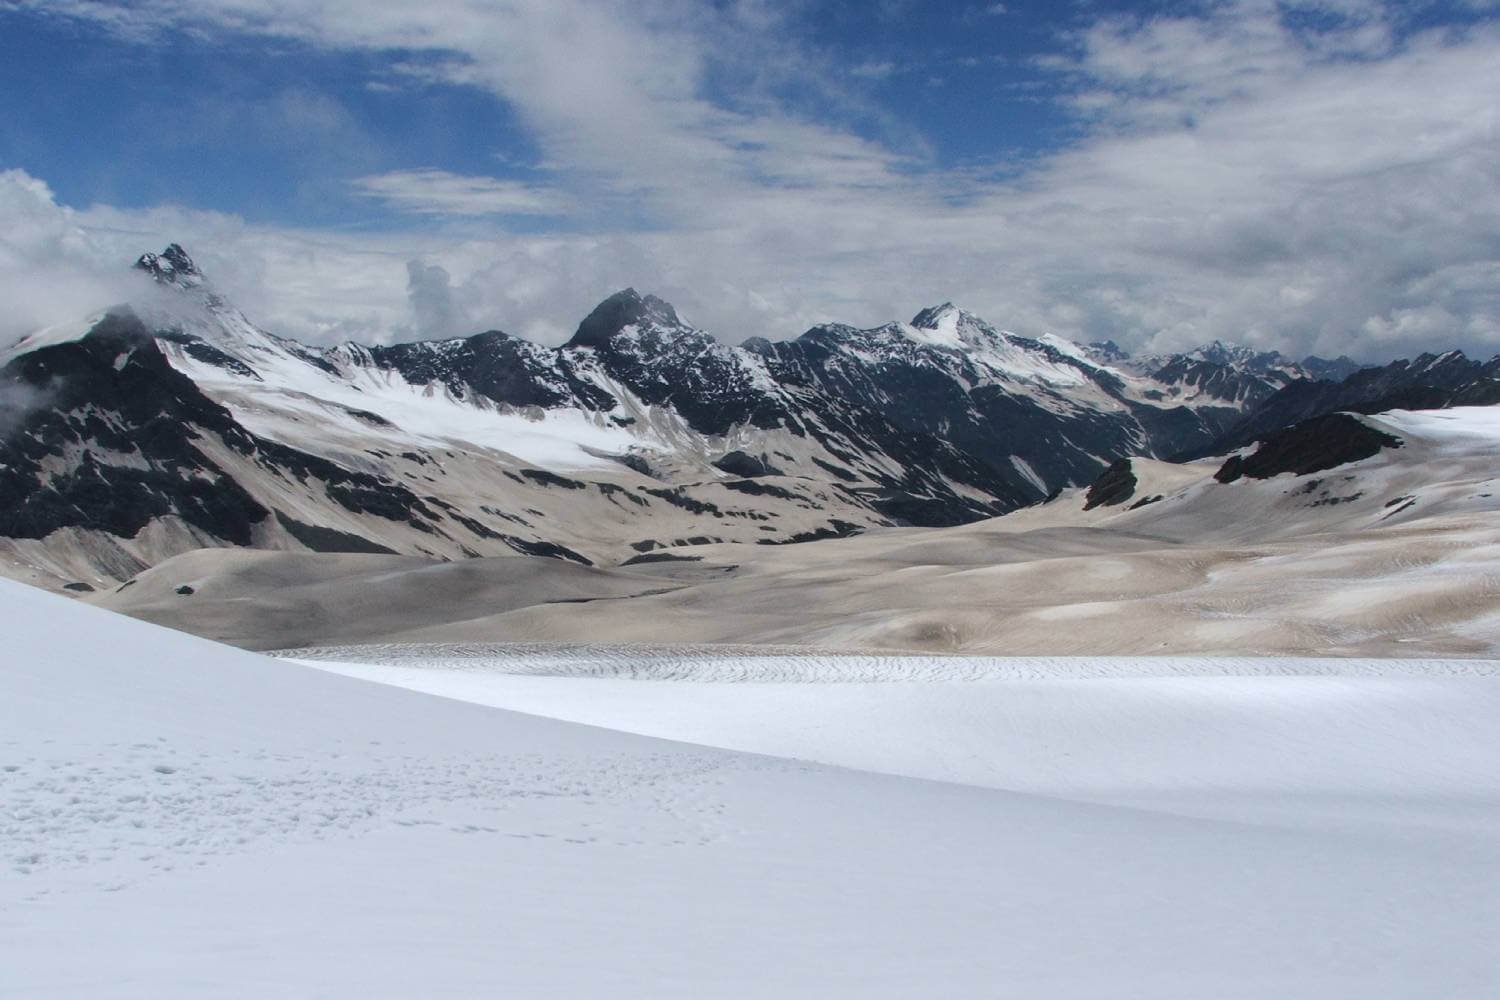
left=4, top=578, right=1500, bottom=998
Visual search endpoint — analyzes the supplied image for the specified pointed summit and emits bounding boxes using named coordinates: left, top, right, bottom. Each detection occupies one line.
left=905, top=302, right=1007, bottom=352
left=909, top=302, right=963, bottom=329
left=134, top=243, right=204, bottom=287
left=567, top=288, right=683, bottom=349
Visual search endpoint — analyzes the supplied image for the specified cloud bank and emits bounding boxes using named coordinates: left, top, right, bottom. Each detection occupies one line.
left=0, top=170, right=143, bottom=345
left=3, top=0, right=1499, bottom=363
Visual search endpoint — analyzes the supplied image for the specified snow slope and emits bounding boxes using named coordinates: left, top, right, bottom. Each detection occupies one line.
left=5, top=579, right=1500, bottom=997
left=1380, top=403, right=1500, bottom=448
left=295, top=646, right=1500, bottom=836
left=164, top=328, right=651, bottom=470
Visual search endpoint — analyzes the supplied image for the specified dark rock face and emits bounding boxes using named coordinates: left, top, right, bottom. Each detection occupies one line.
left=567, top=289, right=682, bottom=349
left=754, top=328, right=1038, bottom=516
left=519, top=469, right=587, bottom=490
left=0, top=310, right=440, bottom=552
left=759, top=519, right=864, bottom=544
left=0, top=312, right=270, bottom=544
left=499, top=535, right=593, bottom=565
left=274, top=511, right=399, bottom=555
left=1083, top=459, right=1138, bottom=510
left=570, top=299, right=792, bottom=438
left=721, top=479, right=799, bottom=501
left=1215, top=414, right=1403, bottom=483
left=1149, top=355, right=1293, bottom=406
left=620, top=551, right=702, bottom=566
left=159, top=333, right=260, bottom=379
left=370, top=332, right=616, bottom=412
left=750, top=313, right=1240, bottom=519
left=713, top=450, right=781, bottom=478
left=134, top=243, right=201, bottom=285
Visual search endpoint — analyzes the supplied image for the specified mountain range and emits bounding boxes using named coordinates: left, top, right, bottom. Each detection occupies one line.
left=1, top=244, right=1495, bottom=590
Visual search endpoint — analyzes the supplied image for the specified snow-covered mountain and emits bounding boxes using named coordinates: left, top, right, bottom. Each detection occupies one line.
left=0, top=244, right=1491, bottom=588
left=1194, top=348, right=1500, bottom=456
left=1112, top=339, right=1365, bottom=407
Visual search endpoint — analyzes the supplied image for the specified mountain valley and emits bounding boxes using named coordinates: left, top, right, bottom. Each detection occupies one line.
left=2, top=246, right=1492, bottom=655
left=5, top=244, right=1495, bottom=623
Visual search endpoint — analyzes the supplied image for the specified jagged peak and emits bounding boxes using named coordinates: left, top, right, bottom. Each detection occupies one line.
left=566, top=288, right=685, bottom=349
left=1411, top=349, right=1470, bottom=372
left=1085, top=339, right=1132, bottom=364
left=134, top=243, right=203, bottom=287
left=1184, top=340, right=1288, bottom=371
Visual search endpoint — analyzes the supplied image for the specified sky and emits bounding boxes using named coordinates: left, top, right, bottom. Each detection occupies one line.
left=1, top=0, right=1498, bottom=361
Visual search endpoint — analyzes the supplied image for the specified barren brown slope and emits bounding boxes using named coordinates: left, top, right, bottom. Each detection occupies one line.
left=92, top=409, right=1500, bottom=657
left=92, top=549, right=698, bottom=650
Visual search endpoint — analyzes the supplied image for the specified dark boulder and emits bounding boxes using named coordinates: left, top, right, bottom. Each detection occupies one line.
left=1215, top=414, right=1402, bottom=484
left=1083, top=459, right=1138, bottom=510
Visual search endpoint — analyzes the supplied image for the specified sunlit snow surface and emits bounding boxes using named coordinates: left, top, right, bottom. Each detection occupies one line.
left=166, top=328, right=649, bottom=469
left=292, top=644, right=1500, bottom=833
left=0, top=312, right=107, bottom=363
left=6, top=581, right=1500, bottom=998
left=1378, top=404, right=1500, bottom=447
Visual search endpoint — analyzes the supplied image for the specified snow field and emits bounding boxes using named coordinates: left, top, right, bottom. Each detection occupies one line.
left=5, top=579, right=1500, bottom=997
left=293, top=646, right=1500, bottom=835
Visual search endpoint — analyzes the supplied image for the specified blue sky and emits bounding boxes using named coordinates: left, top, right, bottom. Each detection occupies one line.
left=0, top=1, right=1083, bottom=228
left=1, top=0, right=1499, bottom=360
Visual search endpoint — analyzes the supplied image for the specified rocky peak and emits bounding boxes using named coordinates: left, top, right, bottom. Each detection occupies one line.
left=567, top=288, right=685, bottom=349
left=1298, top=354, right=1364, bottom=382
left=909, top=302, right=961, bottom=328
left=1186, top=340, right=1289, bottom=374
left=909, top=302, right=984, bottom=336
left=1085, top=340, right=1131, bottom=365
left=134, top=243, right=204, bottom=287
left=906, top=303, right=1008, bottom=353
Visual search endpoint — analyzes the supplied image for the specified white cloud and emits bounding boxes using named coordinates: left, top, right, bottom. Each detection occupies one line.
left=7, top=0, right=1500, bottom=363
left=404, top=258, right=467, bottom=338
left=353, top=169, right=567, bottom=218
left=849, top=60, right=897, bottom=80
left=0, top=381, right=54, bottom=438
left=0, top=170, right=142, bottom=349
